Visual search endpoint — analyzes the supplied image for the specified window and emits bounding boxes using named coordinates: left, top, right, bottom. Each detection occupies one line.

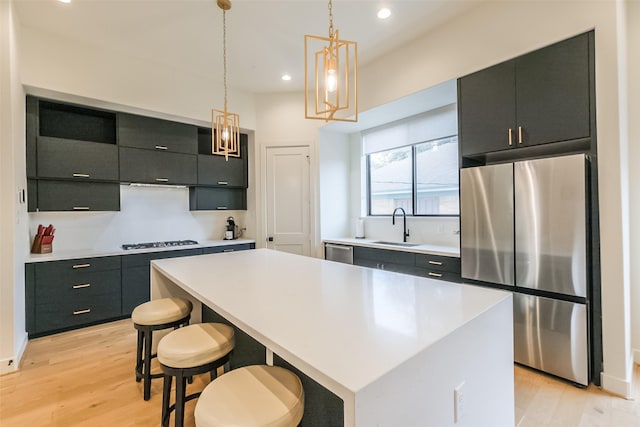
left=368, top=135, right=459, bottom=216
left=363, top=104, right=459, bottom=216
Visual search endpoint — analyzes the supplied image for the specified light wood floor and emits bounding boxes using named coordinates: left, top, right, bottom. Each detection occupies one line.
left=1, top=319, right=639, bottom=427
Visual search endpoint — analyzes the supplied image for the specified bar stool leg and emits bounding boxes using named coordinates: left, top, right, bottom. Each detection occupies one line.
left=135, top=330, right=143, bottom=383
left=143, top=329, right=153, bottom=401
left=175, top=373, right=187, bottom=427
left=161, top=374, right=173, bottom=427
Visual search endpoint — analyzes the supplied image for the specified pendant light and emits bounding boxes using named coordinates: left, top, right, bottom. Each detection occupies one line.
left=304, top=0, right=358, bottom=122
left=212, top=0, right=240, bottom=160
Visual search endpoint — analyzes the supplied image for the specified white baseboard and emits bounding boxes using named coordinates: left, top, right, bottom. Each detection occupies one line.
left=601, top=370, right=633, bottom=399
left=0, top=332, right=28, bottom=375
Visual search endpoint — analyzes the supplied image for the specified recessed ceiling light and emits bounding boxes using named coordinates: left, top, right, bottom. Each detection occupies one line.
left=377, top=8, right=391, bottom=20
left=58, top=0, right=72, bottom=4
left=281, top=74, right=292, bottom=81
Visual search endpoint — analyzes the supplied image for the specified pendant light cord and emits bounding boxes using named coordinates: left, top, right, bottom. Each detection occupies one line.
left=328, top=0, right=334, bottom=38
left=223, top=9, right=228, bottom=114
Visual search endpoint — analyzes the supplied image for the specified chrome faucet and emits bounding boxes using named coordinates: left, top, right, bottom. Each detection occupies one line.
left=392, top=207, right=410, bottom=242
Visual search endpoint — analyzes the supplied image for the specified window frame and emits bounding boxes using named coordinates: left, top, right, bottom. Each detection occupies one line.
left=366, top=135, right=459, bottom=218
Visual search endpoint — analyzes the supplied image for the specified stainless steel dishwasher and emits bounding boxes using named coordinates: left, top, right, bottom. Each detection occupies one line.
left=324, top=243, right=354, bottom=264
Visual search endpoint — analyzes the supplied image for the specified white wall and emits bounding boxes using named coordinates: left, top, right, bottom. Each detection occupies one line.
left=626, top=0, right=640, bottom=365
left=18, top=25, right=257, bottom=129
left=28, top=186, right=248, bottom=253
left=0, top=1, right=28, bottom=374
left=319, top=130, right=350, bottom=240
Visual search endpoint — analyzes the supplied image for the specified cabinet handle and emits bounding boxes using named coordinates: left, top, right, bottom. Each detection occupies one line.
left=223, top=249, right=235, bottom=252
left=73, top=206, right=90, bottom=211
left=508, top=128, right=513, bottom=146
left=72, top=173, right=90, bottom=178
left=155, top=145, right=168, bottom=150
left=155, top=178, right=169, bottom=182
left=428, top=260, right=443, bottom=266
left=73, top=309, right=91, bottom=315
left=217, top=181, right=228, bottom=185
left=217, top=206, right=228, bottom=210
left=72, top=283, right=91, bottom=289
left=72, top=263, right=91, bottom=269
left=428, top=272, right=443, bottom=278
left=518, top=126, right=523, bottom=144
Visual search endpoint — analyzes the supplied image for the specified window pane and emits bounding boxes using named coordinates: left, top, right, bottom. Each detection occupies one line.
left=369, top=146, right=413, bottom=215
left=415, top=136, right=459, bottom=215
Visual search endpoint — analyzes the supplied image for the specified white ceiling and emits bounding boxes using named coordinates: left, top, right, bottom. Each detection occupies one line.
left=13, top=0, right=482, bottom=94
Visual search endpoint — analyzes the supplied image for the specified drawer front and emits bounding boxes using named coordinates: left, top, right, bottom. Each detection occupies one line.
left=202, top=244, right=252, bottom=254
left=35, top=293, right=121, bottom=333
left=122, top=248, right=203, bottom=269
left=35, top=181, right=120, bottom=212
left=415, top=253, right=461, bottom=273
left=119, top=147, right=197, bottom=185
left=36, top=137, right=118, bottom=181
left=35, top=269, right=121, bottom=302
left=416, top=268, right=461, bottom=283
left=35, top=256, right=121, bottom=278
left=118, top=113, right=197, bottom=154
left=353, top=246, right=415, bottom=266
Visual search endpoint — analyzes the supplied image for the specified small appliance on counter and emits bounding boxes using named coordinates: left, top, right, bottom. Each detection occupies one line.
left=31, top=224, right=55, bottom=254
left=224, top=216, right=243, bottom=240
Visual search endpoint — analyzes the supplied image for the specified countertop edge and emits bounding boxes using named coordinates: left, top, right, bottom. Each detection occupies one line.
left=26, top=239, right=256, bottom=263
left=323, top=238, right=460, bottom=258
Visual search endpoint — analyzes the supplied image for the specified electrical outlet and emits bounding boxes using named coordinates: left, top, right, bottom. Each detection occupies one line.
left=454, top=381, right=465, bottom=423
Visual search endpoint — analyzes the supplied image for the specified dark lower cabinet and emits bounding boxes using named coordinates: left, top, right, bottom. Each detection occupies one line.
left=29, top=180, right=120, bottom=212
left=189, top=186, right=246, bottom=211
left=353, top=246, right=417, bottom=275
left=201, top=243, right=252, bottom=254
left=121, top=248, right=203, bottom=316
left=26, top=256, right=122, bottom=337
left=352, top=246, right=461, bottom=283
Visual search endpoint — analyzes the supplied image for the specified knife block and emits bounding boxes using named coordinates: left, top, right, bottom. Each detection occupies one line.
left=31, top=235, right=54, bottom=254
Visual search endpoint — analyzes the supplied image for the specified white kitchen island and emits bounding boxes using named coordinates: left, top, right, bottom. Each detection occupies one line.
left=151, top=248, right=514, bottom=427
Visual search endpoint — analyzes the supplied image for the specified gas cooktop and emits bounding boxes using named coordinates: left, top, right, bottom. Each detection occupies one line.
left=121, top=240, right=199, bottom=250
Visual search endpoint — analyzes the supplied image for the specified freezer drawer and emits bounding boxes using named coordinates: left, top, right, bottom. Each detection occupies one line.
left=513, top=293, right=588, bottom=386
left=324, top=243, right=354, bottom=264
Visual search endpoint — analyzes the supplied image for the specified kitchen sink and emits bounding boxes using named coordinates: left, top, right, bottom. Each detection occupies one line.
left=372, top=241, right=421, bottom=247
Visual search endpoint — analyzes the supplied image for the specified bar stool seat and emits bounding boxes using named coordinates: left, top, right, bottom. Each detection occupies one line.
left=132, top=297, right=193, bottom=401
left=194, top=365, right=304, bottom=427
left=158, top=323, right=235, bottom=427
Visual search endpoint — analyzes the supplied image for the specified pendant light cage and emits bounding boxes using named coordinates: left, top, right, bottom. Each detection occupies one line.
left=304, top=0, right=358, bottom=122
left=212, top=0, right=240, bottom=159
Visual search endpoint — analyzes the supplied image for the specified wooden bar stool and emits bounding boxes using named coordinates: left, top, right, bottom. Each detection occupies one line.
left=132, top=297, right=193, bottom=400
left=158, top=322, right=235, bottom=427
left=194, top=365, right=304, bottom=427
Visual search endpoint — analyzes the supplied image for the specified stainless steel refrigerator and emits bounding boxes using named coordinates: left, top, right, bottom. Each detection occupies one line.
left=460, top=154, right=589, bottom=386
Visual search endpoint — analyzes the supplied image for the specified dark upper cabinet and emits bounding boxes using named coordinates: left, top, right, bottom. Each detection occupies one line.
left=189, top=187, right=246, bottom=211
left=197, top=129, right=248, bottom=188
left=36, top=137, right=118, bottom=181
left=33, top=180, right=120, bottom=212
left=118, top=113, right=198, bottom=154
left=458, top=61, right=517, bottom=156
left=119, top=147, right=197, bottom=185
left=459, top=32, right=592, bottom=157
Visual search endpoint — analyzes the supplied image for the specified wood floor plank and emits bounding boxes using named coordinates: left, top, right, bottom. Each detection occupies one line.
left=1, top=319, right=639, bottom=426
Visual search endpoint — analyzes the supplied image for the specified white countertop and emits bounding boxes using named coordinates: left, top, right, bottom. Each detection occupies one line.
left=323, top=237, right=460, bottom=257
left=26, top=239, right=255, bottom=263
left=151, top=248, right=507, bottom=394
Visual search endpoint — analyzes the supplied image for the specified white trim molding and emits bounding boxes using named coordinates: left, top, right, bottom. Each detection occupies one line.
left=601, top=369, right=634, bottom=399
left=0, top=332, right=28, bottom=375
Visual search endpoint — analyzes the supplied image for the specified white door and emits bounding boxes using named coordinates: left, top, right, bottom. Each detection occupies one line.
left=265, top=146, right=311, bottom=256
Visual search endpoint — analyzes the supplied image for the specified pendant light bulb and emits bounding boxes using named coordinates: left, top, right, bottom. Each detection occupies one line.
left=326, top=68, right=337, bottom=93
